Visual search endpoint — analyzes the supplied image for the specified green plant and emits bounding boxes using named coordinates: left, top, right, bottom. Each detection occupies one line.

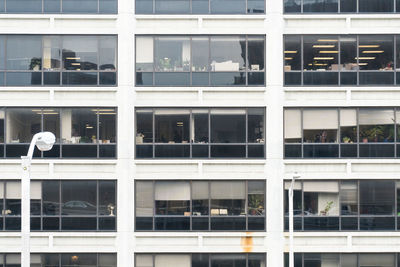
left=248, top=194, right=264, bottom=215
left=323, top=201, right=334, bottom=214
left=29, top=58, right=41, bottom=70
left=158, top=58, right=172, bottom=70
left=342, top=136, right=351, bottom=143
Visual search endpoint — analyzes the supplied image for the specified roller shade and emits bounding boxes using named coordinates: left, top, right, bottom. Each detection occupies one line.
left=248, top=181, right=265, bottom=194
left=359, top=109, right=394, bottom=125
left=136, top=37, right=154, bottom=64
left=341, top=255, right=357, bottom=267
left=340, top=182, right=357, bottom=203
left=303, top=181, right=339, bottom=193
left=284, top=181, right=302, bottom=190
left=0, top=182, right=4, bottom=198
left=284, top=109, right=301, bottom=139
left=154, top=109, right=190, bottom=115
left=210, top=109, right=246, bottom=115
left=155, top=181, right=190, bottom=201
left=6, top=181, right=21, bottom=199
left=136, top=181, right=154, bottom=216
left=30, top=181, right=42, bottom=200
left=30, top=254, right=41, bottom=264
left=359, top=254, right=395, bottom=266
left=340, top=109, right=357, bottom=127
left=6, top=254, right=20, bottom=264
left=155, top=255, right=190, bottom=267
left=211, top=181, right=245, bottom=199
left=321, top=254, right=339, bottom=267
left=136, top=255, right=153, bottom=267
left=192, top=181, right=209, bottom=200
left=98, top=254, right=117, bottom=266
left=303, top=109, right=338, bottom=130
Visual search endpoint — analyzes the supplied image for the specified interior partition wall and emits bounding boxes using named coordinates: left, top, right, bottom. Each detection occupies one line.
left=284, top=35, right=400, bottom=86
left=135, top=180, right=265, bottom=231
left=135, top=107, right=265, bottom=159
left=283, top=179, right=400, bottom=231
left=135, top=35, right=265, bottom=86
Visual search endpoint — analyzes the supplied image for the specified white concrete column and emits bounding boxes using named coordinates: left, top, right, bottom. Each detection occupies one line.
left=21, top=156, right=31, bottom=267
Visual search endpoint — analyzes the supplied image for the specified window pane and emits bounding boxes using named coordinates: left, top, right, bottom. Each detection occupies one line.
left=6, top=109, right=41, bottom=143
left=192, top=110, right=209, bottom=143
left=99, top=36, right=116, bottom=70
left=155, top=110, right=190, bottom=143
left=62, top=0, right=98, bottom=13
left=43, top=181, right=60, bottom=215
left=136, top=255, right=153, bottom=267
left=61, top=254, right=97, bottom=266
left=340, top=109, right=357, bottom=143
left=359, top=254, right=395, bottom=267
left=248, top=0, right=264, bottom=13
left=303, top=109, right=338, bottom=143
left=340, top=36, right=357, bottom=73
left=360, top=180, right=395, bottom=215
left=63, top=36, right=98, bottom=70
left=155, top=181, right=190, bottom=215
left=210, top=109, right=246, bottom=143
left=211, top=181, right=245, bottom=215
left=6, top=0, right=42, bottom=12
left=136, top=181, right=154, bottom=217
left=6, top=36, right=42, bottom=70
left=62, top=181, right=97, bottom=215
left=136, top=37, right=154, bottom=71
left=43, top=36, right=61, bottom=71
left=304, top=36, right=338, bottom=71
left=99, top=0, right=117, bottom=13
left=284, top=109, right=301, bottom=143
left=340, top=181, right=358, bottom=215
left=359, top=0, right=393, bottom=12
left=358, top=35, right=394, bottom=71
left=155, top=37, right=190, bottom=72
left=248, top=36, right=265, bottom=71
left=248, top=181, right=265, bottom=216
left=210, top=36, right=246, bottom=71
left=136, top=110, right=153, bottom=143
left=0, top=37, right=4, bottom=70
left=136, top=0, right=154, bottom=13
left=248, top=108, right=264, bottom=143
left=155, top=255, right=191, bottom=267
left=43, top=108, right=60, bottom=143
left=303, top=181, right=340, bottom=216
left=210, top=0, right=246, bottom=13
left=155, top=0, right=190, bottom=13
left=211, top=254, right=246, bottom=267
left=192, top=181, right=209, bottom=216
left=62, top=109, right=97, bottom=144
left=284, top=0, right=301, bottom=12
left=99, top=108, right=116, bottom=143
left=44, top=0, right=61, bottom=12
left=192, top=37, right=209, bottom=72
left=99, top=181, right=116, bottom=216
left=5, top=181, right=21, bottom=216
left=340, top=0, right=356, bottom=11
left=99, top=254, right=117, bottom=267
left=303, top=0, right=338, bottom=12
left=284, top=35, right=301, bottom=71
left=192, top=0, right=209, bottom=13
left=359, top=108, right=394, bottom=142
left=192, top=254, right=209, bottom=267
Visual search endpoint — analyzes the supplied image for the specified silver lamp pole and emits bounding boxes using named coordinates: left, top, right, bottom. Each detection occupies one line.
left=289, top=173, right=300, bottom=267
left=21, top=132, right=55, bottom=267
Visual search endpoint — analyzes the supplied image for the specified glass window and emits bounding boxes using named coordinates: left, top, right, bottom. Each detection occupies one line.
left=43, top=36, right=61, bottom=71
left=155, top=181, right=190, bottom=215
left=99, top=36, right=116, bottom=70
left=359, top=108, right=394, bottom=142
left=303, top=0, right=338, bottom=12
left=192, top=109, right=209, bottom=143
left=155, top=0, right=190, bottom=13
left=359, top=0, right=393, bottom=12
left=303, top=181, right=339, bottom=216
left=43, top=181, right=60, bottom=216
left=210, top=0, right=246, bottom=13
left=62, top=181, right=97, bottom=215
left=340, top=181, right=358, bottom=215
left=136, top=37, right=154, bottom=72
left=6, top=109, right=41, bottom=143
left=248, top=181, right=265, bottom=215
left=0, top=37, right=5, bottom=70
left=340, top=36, right=358, bottom=72
left=136, top=110, right=153, bottom=144
left=155, top=109, right=190, bottom=143
left=6, top=36, right=42, bottom=70
left=210, top=36, right=246, bottom=72
left=62, top=109, right=97, bottom=144
left=5, top=181, right=21, bottom=216
left=358, top=35, right=394, bottom=71
left=155, top=255, right=190, bottom=267
left=136, top=181, right=154, bottom=216
left=340, top=109, right=357, bottom=143
left=360, top=180, right=394, bottom=215
left=284, top=109, right=301, bottom=143
left=248, top=108, right=264, bottom=143
left=210, top=181, right=245, bottom=215
left=303, top=36, right=338, bottom=71
left=341, top=255, right=357, bottom=267
left=62, top=0, right=98, bottom=13
left=61, top=254, right=97, bottom=266
left=284, top=36, right=301, bottom=71
left=248, top=36, right=264, bottom=71
left=6, top=0, right=42, bottom=12
left=210, top=109, right=246, bottom=143
left=359, top=254, right=395, bottom=267
left=63, top=36, right=98, bottom=71
left=211, top=254, right=246, bottom=267
left=192, top=37, right=209, bottom=72
left=99, top=108, right=116, bottom=143
left=192, top=181, right=209, bottom=216
left=155, top=37, right=190, bottom=72
left=99, top=181, right=116, bottom=216
left=33, top=253, right=116, bottom=267
left=303, top=109, right=338, bottom=143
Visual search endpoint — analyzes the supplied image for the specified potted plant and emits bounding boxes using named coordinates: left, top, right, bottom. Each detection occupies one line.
left=29, top=58, right=42, bottom=71
left=320, top=201, right=334, bottom=216
left=248, top=194, right=264, bottom=215
left=342, top=136, right=351, bottom=143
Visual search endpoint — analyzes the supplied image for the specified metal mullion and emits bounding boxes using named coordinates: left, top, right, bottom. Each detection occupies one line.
left=245, top=35, right=248, bottom=86
left=96, top=181, right=99, bottom=230
left=208, top=109, right=211, bottom=158
left=4, top=36, right=6, bottom=86
left=3, top=108, right=6, bottom=158
left=301, top=181, right=304, bottom=230
left=97, top=38, right=100, bottom=85
left=2, top=182, right=5, bottom=230
left=152, top=109, right=155, bottom=158
left=338, top=180, right=342, bottom=230
left=208, top=181, right=211, bottom=230
left=356, top=0, right=359, bottom=12
left=357, top=180, right=360, bottom=230
left=245, top=108, right=248, bottom=158
left=208, top=37, right=211, bottom=85
left=301, top=108, right=304, bottom=158
left=395, top=178, right=398, bottom=230
left=356, top=35, right=359, bottom=86
left=338, top=35, right=341, bottom=86
left=152, top=37, right=156, bottom=85
left=152, top=180, right=155, bottom=230
left=40, top=181, right=43, bottom=231
left=97, top=108, right=100, bottom=158
left=395, top=35, right=398, bottom=85
left=41, top=36, right=44, bottom=86
left=190, top=37, right=192, bottom=85
left=338, top=0, right=340, bottom=12
left=301, top=0, right=303, bottom=12
left=338, top=108, right=341, bottom=158
left=395, top=108, right=397, bottom=158
left=301, top=35, right=304, bottom=86
left=245, top=181, right=248, bottom=230
left=190, top=109, right=192, bottom=158
left=356, top=108, right=359, bottom=158
left=59, top=181, right=62, bottom=230
left=190, top=181, right=192, bottom=231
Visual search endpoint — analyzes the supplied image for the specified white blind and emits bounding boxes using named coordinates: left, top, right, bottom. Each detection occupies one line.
left=210, top=109, right=246, bottom=115
left=321, top=254, right=339, bottom=267
left=303, top=109, right=338, bottom=130
left=340, top=109, right=357, bottom=127
left=30, top=181, right=42, bottom=200
left=136, top=37, right=154, bottom=64
left=359, top=254, right=395, bottom=267
left=284, top=181, right=302, bottom=190
left=303, top=181, right=339, bottom=193
left=155, top=181, right=190, bottom=201
left=136, top=181, right=154, bottom=216
left=98, top=254, right=117, bottom=266
left=341, top=255, right=357, bottom=267
left=6, top=254, right=20, bottom=264
left=211, top=181, right=245, bottom=199
left=154, top=109, right=190, bottom=115
left=155, top=255, right=190, bottom=267
left=30, top=254, right=41, bottom=264
left=0, top=182, right=4, bottom=198
left=359, top=109, right=394, bottom=125
left=192, top=181, right=209, bottom=199
left=136, top=255, right=153, bottom=267
left=284, top=109, right=301, bottom=139
left=6, top=181, right=21, bottom=199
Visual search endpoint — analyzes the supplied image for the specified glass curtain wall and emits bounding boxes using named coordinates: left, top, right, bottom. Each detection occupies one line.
left=30, top=180, right=116, bottom=231
left=135, top=180, right=266, bottom=231
left=0, top=35, right=117, bottom=86
left=136, top=35, right=265, bottom=86
left=284, top=179, right=399, bottom=231
left=284, top=107, right=400, bottom=158
left=0, top=107, right=117, bottom=159
left=136, top=108, right=265, bottom=158
left=284, top=35, right=398, bottom=86
left=285, top=0, right=398, bottom=13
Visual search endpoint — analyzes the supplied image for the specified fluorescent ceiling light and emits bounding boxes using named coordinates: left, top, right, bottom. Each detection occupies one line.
left=359, top=45, right=380, bottom=48
left=362, top=50, right=384, bottom=53
left=358, top=63, right=368, bottom=66
left=313, top=57, right=334, bottom=60
left=66, top=57, right=81, bottom=60
left=313, top=45, right=335, bottom=48
left=355, top=57, right=376, bottom=60
left=317, top=39, right=338, bottom=42
left=284, top=51, right=297, bottom=53
left=319, top=51, right=339, bottom=53
left=284, top=57, right=293, bottom=60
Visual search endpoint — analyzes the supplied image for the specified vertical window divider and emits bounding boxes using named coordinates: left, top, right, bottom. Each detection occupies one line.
left=97, top=108, right=100, bottom=158
left=59, top=181, right=62, bottom=231
left=41, top=108, right=44, bottom=158
left=338, top=108, right=341, bottom=157
left=245, top=35, right=248, bottom=86
left=245, top=180, right=248, bottom=230
left=338, top=0, right=340, bottom=12
left=300, top=35, right=304, bottom=86
left=96, top=181, right=99, bottom=231
left=189, top=109, right=193, bottom=158
left=356, top=35, right=359, bottom=86
left=189, top=37, right=192, bottom=86
left=301, top=180, right=304, bottom=231
left=40, top=181, right=43, bottom=231
left=152, top=108, right=155, bottom=159
left=394, top=108, right=397, bottom=157
left=97, top=38, right=100, bottom=86
left=4, top=36, right=7, bottom=86
left=357, top=180, right=360, bottom=230
left=338, top=35, right=341, bottom=86
left=394, top=179, right=397, bottom=230
left=59, top=109, right=63, bottom=158
left=208, top=36, right=211, bottom=86
left=208, top=109, right=211, bottom=158
left=356, top=108, right=359, bottom=158
left=152, top=180, right=155, bottom=230
left=2, top=182, right=5, bottom=230
left=245, top=108, right=248, bottom=158
left=300, top=108, right=304, bottom=158
left=152, top=36, right=156, bottom=86
left=208, top=181, right=211, bottom=230
left=41, top=35, right=44, bottom=86
left=189, top=180, right=192, bottom=231
left=395, top=36, right=398, bottom=85
left=3, top=108, right=6, bottom=158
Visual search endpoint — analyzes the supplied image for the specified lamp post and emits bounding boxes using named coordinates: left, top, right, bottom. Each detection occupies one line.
left=21, top=132, right=56, bottom=267
left=289, top=172, right=300, bottom=267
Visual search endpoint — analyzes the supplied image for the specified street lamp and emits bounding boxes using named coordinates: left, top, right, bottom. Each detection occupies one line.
left=21, top=132, right=55, bottom=267
left=289, top=172, right=300, bottom=267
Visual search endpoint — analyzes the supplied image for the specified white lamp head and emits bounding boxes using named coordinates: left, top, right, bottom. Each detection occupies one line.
left=35, top=132, right=56, bottom=151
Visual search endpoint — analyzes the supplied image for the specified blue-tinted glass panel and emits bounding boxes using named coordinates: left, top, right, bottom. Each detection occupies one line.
left=359, top=72, right=394, bottom=85
left=136, top=0, right=154, bottom=13
left=44, top=0, right=61, bottom=12
left=155, top=0, right=190, bottom=13
left=62, top=72, right=97, bottom=85
left=6, top=72, right=41, bottom=86
left=136, top=72, right=153, bottom=86
left=6, top=0, right=42, bottom=12
left=192, top=0, right=209, bottom=13
left=284, top=0, right=301, bottom=12
left=154, top=73, right=190, bottom=86
left=155, top=217, right=190, bottom=230
left=303, top=0, right=338, bottom=12
left=303, top=72, right=339, bottom=85
left=192, top=72, right=210, bottom=85
left=284, top=72, right=301, bottom=85
left=247, top=0, right=264, bottom=13
left=210, top=0, right=245, bottom=13
left=63, top=0, right=98, bottom=13
left=7, top=36, right=42, bottom=70
left=100, top=0, right=117, bottom=13
left=359, top=0, right=393, bottom=12
left=340, top=0, right=356, bottom=11
left=210, top=72, right=246, bottom=86
left=44, top=72, right=61, bottom=85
